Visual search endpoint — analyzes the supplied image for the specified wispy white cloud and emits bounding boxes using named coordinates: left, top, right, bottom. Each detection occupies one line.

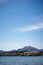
left=14, top=22, right=43, bottom=32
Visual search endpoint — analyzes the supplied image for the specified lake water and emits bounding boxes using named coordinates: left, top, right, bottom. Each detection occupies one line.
left=0, top=56, right=43, bottom=65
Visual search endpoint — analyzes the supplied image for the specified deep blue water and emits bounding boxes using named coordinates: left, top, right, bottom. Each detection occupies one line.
left=0, top=56, right=43, bottom=65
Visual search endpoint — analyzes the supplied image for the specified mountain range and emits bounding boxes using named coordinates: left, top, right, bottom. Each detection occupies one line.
left=0, top=46, right=43, bottom=53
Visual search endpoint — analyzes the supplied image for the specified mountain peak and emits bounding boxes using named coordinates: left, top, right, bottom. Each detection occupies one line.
left=17, top=46, right=39, bottom=52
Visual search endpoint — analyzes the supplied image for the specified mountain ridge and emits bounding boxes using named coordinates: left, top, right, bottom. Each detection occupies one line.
left=0, top=46, right=43, bottom=53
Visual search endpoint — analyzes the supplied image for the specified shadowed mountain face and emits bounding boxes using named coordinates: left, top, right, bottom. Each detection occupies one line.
left=0, top=46, right=43, bottom=53
left=40, top=49, right=43, bottom=52
left=0, top=50, right=4, bottom=53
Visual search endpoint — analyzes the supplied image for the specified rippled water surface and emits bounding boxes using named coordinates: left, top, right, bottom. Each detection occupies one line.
left=0, top=56, right=43, bottom=65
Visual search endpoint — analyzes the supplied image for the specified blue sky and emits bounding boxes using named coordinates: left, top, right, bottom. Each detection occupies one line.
left=0, top=0, right=43, bottom=51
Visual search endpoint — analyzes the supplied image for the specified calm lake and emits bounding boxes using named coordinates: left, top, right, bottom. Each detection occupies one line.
left=0, top=56, right=43, bottom=65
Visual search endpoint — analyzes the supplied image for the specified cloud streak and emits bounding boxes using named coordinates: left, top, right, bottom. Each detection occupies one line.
left=14, top=23, right=43, bottom=32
